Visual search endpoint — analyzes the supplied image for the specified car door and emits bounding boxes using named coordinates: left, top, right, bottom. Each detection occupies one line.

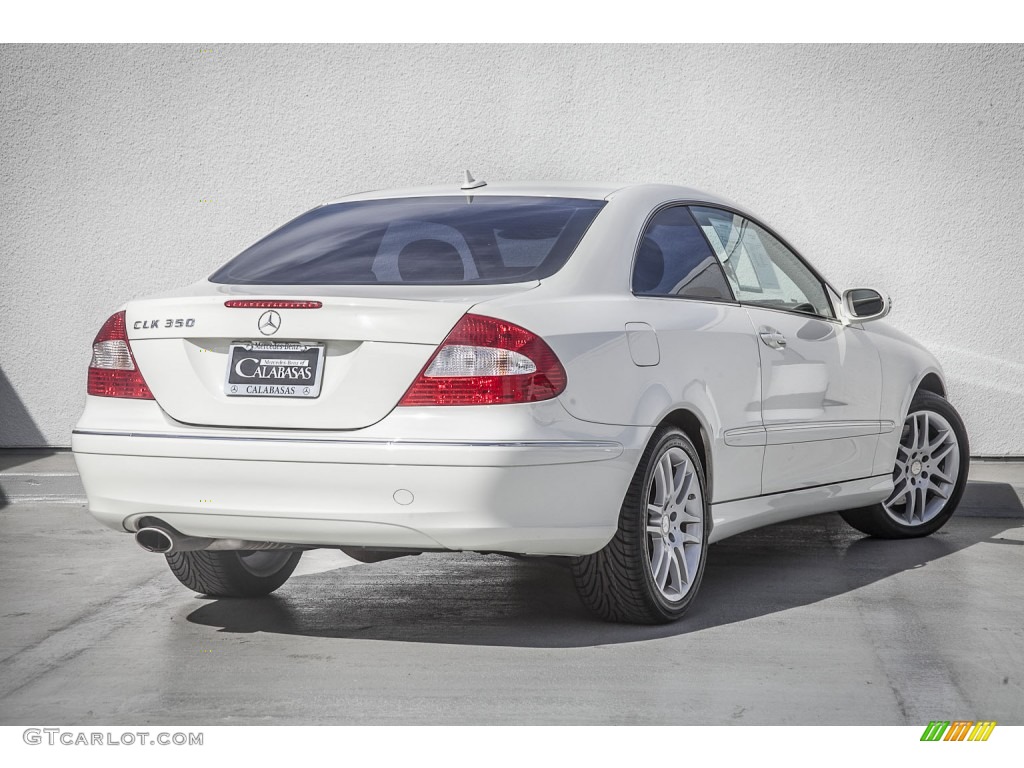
left=630, top=205, right=765, bottom=503
left=689, top=206, right=883, bottom=494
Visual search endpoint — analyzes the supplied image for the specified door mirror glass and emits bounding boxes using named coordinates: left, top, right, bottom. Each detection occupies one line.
left=843, top=288, right=890, bottom=322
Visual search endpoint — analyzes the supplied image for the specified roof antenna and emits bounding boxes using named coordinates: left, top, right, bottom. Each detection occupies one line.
left=461, top=170, right=486, bottom=190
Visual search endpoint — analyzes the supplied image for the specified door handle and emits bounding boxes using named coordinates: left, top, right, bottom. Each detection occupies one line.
left=759, top=330, right=787, bottom=349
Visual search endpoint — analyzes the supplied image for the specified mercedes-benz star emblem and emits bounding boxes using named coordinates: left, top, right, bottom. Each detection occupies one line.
left=258, top=310, right=281, bottom=336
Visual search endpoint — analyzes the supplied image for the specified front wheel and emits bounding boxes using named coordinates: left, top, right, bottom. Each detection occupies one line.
left=165, top=549, right=302, bottom=597
left=571, top=427, right=710, bottom=624
left=840, top=390, right=970, bottom=538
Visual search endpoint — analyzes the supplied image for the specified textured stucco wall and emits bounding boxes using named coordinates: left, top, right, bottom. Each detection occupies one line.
left=2, top=44, right=1022, bottom=452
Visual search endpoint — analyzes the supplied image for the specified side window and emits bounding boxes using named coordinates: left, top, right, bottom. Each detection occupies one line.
left=632, top=206, right=733, bottom=302
left=689, top=206, right=834, bottom=318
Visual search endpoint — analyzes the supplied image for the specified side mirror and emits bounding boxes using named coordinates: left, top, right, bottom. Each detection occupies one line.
left=842, top=288, right=891, bottom=322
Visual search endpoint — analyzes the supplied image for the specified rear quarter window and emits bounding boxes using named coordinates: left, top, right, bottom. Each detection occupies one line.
left=632, top=206, right=734, bottom=302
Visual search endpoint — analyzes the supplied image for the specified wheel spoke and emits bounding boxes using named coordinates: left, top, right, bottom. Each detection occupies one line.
left=660, top=453, right=675, bottom=501
left=668, top=548, right=685, bottom=590
left=928, top=428, right=950, bottom=453
left=893, top=464, right=908, bottom=485
left=653, top=461, right=668, bottom=506
left=680, top=531, right=701, bottom=545
left=655, top=546, right=672, bottom=589
left=887, top=476, right=910, bottom=506
left=927, top=478, right=949, bottom=499
left=678, top=509, right=702, bottom=525
left=904, top=482, right=917, bottom=521
left=674, top=546, right=691, bottom=586
left=918, top=483, right=929, bottom=517
left=931, top=465, right=953, bottom=484
left=931, top=442, right=955, bottom=465
left=674, top=466, right=693, bottom=506
left=650, top=538, right=668, bottom=576
left=646, top=503, right=663, bottom=536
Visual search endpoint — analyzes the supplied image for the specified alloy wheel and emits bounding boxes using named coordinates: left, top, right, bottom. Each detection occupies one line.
left=883, top=410, right=961, bottom=526
left=644, top=446, right=704, bottom=602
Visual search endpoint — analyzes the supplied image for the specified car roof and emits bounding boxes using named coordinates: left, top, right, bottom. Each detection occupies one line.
left=325, top=181, right=738, bottom=207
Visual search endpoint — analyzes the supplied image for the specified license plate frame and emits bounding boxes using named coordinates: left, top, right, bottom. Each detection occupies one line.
left=223, top=341, right=326, bottom=399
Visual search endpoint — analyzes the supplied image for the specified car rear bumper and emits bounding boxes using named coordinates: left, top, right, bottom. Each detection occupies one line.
left=72, top=399, right=646, bottom=556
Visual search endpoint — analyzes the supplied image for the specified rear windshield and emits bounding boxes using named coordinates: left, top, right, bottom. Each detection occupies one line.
left=210, top=196, right=606, bottom=285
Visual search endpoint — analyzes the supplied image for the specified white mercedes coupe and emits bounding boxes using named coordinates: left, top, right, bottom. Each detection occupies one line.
left=73, top=180, right=970, bottom=624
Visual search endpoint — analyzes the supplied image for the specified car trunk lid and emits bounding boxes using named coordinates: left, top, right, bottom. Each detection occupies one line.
left=125, top=282, right=536, bottom=429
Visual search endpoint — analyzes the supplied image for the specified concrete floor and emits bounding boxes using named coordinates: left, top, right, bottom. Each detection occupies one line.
left=0, top=453, right=1022, bottom=725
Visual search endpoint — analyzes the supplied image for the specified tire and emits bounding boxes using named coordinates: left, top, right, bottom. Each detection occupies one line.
left=572, top=427, right=710, bottom=624
left=165, top=549, right=302, bottom=597
left=840, top=390, right=969, bottom=539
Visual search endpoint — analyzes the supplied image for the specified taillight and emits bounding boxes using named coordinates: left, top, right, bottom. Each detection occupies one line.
left=87, top=311, right=155, bottom=399
left=399, top=314, right=567, bottom=406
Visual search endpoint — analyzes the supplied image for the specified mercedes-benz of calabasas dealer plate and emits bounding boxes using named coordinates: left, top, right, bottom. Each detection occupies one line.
left=224, top=341, right=325, bottom=398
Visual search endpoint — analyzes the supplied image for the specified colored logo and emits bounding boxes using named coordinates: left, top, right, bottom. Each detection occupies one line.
left=920, top=721, right=997, bottom=741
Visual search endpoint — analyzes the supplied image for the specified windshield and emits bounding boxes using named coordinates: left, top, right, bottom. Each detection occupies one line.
left=210, top=196, right=606, bottom=285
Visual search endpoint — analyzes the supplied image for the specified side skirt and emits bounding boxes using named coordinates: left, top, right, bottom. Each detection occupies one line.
left=709, top=474, right=893, bottom=543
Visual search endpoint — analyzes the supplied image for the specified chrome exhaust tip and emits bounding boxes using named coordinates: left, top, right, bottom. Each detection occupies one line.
left=135, top=526, right=175, bottom=554
left=133, top=520, right=299, bottom=554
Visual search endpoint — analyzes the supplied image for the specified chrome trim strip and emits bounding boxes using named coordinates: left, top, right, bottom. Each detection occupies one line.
left=725, top=420, right=888, bottom=446
left=764, top=420, right=886, bottom=445
left=72, top=429, right=621, bottom=451
left=723, top=426, right=768, bottom=447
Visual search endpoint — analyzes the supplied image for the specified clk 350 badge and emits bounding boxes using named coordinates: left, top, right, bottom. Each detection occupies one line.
left=133, top=318, right=196, bottom=329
